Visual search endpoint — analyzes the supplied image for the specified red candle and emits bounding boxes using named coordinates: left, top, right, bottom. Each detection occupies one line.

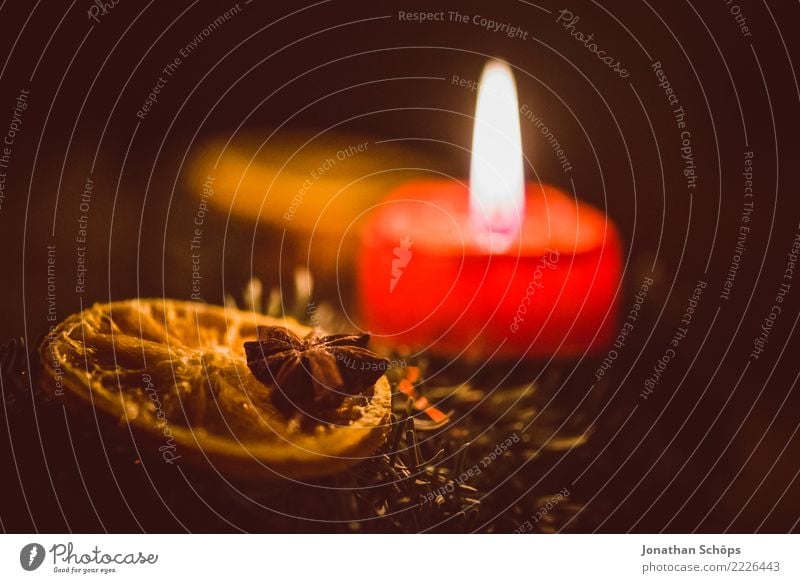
left=357, top=61, right=622, bottom=360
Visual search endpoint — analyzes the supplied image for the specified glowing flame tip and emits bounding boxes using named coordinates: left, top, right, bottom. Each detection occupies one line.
left=469, top=59, right=525, bottom=243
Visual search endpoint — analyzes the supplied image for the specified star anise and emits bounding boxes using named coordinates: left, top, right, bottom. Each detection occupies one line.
left=244, top=326, right=389, bottom=414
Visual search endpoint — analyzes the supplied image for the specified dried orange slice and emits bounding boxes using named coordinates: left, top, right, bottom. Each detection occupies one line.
left=39, top=299, right=391, bottom=481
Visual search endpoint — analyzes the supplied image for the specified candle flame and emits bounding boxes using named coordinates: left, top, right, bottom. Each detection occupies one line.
left=470, top=60, right=525, bottom=244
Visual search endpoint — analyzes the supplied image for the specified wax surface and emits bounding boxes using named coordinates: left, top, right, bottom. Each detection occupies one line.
left=357, top=180, right=623, bottom=360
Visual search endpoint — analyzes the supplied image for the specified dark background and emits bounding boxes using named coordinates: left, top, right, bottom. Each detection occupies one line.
left=0, top=0, right=798, bottom=532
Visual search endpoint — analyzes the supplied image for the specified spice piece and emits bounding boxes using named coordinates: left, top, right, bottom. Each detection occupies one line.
left=244, top=326, right=389, bottom=413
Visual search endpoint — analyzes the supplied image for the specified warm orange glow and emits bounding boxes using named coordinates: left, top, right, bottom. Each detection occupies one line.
left=469, top=59, right=525, bottom=244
